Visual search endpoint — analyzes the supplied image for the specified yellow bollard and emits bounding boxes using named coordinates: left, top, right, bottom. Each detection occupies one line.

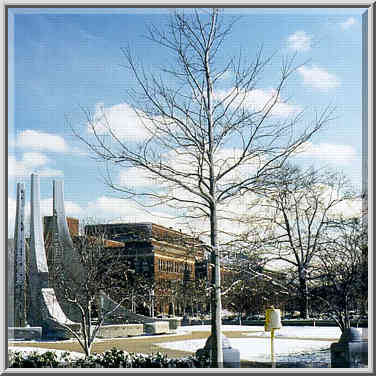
left=265, top=307, right=282, bottom=368
left=271, top=328, right=275, bottom=367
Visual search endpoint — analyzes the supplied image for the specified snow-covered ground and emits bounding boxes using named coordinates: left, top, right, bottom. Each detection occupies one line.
left=157, top=337, right=334, bottom=363
left=177, top=324, right=343, bottom=338
left=9, top=325, right=366, bottom=365
left=163, top=325, right=366, bottom=363
left=243, top=326, right=342, bottom=339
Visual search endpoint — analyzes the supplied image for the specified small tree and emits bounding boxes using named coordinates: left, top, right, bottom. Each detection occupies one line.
left=50, top=230, right=130, bottom=357
left=105, top=258, right=156, bottom=317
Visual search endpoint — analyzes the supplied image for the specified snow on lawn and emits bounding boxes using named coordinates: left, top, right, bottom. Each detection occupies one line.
left=177, top=324, right=261, bottom=333
left=165, top=325, right=353, bottom=363
left=248, top=326, right=342, bottom=339
left=177, top=325, right=343, bottom=340
left=157, top=337, right=334, bottom=363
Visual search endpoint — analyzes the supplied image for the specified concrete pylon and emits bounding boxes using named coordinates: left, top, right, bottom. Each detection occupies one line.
left=49, top=179, right=142, bottom=325
left=13, top=183, right=26, bottom=327
left=52, top=180, right=82, bottom=279
left=53, top=180, right=73, bottom=248
left=43, top=180, right=84, bottom=322
left=51, top=180, right=134, bottom=325
left=27, top=174, right=76, bottom=338
left=28, top=174, right=49, bottom=326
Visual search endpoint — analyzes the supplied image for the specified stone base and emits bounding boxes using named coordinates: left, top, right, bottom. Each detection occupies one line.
left=331, top=328, right=368, bottom=368
left=143, top=321, right=169, bottom=335
left=97, top=324, right=144, bottom=338
left=8, top=327, right=42, bottom=341
left=196, top=334, right=241, bottom=368
left=163, top=318, right=181, bottom=331
left=331, top=341, right=368, bottom=368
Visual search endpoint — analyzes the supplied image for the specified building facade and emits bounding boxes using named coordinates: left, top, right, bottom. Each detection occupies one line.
left=86, top=222, right=211, bottom=315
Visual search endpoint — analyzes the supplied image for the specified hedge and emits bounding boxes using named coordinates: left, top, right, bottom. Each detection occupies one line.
left=9, top=347, right=204, bottom=368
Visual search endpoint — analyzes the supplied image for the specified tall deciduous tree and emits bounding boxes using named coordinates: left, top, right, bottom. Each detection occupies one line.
left=311, top=216, right=367, bottom=332
left=245, top=166, right=357, bottom=318
left=74, top=9, right=333, bottom=366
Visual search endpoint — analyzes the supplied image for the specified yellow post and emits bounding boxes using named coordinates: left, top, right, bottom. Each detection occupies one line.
left=265, top=306, right=281, bottom=368
left=271, top=328, right=275, bottom=368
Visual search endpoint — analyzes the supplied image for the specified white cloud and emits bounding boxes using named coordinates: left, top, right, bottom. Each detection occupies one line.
left=297, top=65, right=340, bottom=90
left=64, top=201, right=85, bottom=217
left=8, top=154, right=63, bottom=178
left=214, top=88, right=300, bottom=118
left=16, top=130, right=69, bottom=153
left=287, top=31, right=312, bottom=51
left=89, top=103, right=152, bottom=142
left=294, top=142, right=358, bottom=165
left=118, top=167, right=156, bottom=189
left=85, top=196, right=178, bottom=227
left=329, top=198, right=362, bottom=218
left=340, top=17, right=356, bottom=30
left=7, top=191, right=189, bottom=239
left=38, top=197, right=84, bottom=218
left=21, top=152, right=50, bottom=168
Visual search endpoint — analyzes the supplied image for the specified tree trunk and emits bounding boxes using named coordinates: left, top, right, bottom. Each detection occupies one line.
left=298, top=268, right=309, bottom=319
left=210, top=203, right=223, bottom=367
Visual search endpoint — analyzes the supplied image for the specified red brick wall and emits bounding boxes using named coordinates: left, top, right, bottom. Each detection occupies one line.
left=66, top=217, right=79, bottom=237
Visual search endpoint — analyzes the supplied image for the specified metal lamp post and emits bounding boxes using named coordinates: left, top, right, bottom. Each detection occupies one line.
left=150, top=289, right=155, bottom=318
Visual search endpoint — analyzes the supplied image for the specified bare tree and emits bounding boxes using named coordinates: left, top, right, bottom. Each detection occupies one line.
left=222, top=254, right=289, bottom=322
left=243, top=166, right=357, bottom=318
left=73, top=9, right=334, bottom=366
left=50, top=229, right=130, bottom=357
left=311, top=217, right=367, bottom=332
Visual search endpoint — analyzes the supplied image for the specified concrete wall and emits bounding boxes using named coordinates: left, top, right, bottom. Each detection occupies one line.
left=97, top=324, right=144, bottom=338
left=8, top=327, right=42, bottom=341
left=143, top=321, right=169, bottom=335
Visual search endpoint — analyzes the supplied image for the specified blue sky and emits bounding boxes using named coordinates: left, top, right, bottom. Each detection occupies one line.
left=8, top=7, right=366, bottom=237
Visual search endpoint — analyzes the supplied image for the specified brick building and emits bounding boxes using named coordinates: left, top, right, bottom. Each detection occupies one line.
left=85, top=223, right=209, bottom=279
left=42, top=218, right=212, bottom=315
left=85, top=222, right=211, bottom=315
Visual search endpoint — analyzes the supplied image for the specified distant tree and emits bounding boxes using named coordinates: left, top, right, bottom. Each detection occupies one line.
left=192, top=277, right=211, bottom=317
left=106, top=264, right=154, bottom=316
left=240, top=166, right=357, bottom=318
left=311, top=217, right=366, bottom=332
left=73, top=9, right=334, bottom=366
left=222, top=255, right=289, bottom=322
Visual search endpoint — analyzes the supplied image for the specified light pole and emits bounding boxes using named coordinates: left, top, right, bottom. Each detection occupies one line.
left=150, top=289, right=155, bottom=318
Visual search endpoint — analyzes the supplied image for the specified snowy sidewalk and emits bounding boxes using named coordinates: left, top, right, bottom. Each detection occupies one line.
left=161, top=325, right=360, bottom=363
